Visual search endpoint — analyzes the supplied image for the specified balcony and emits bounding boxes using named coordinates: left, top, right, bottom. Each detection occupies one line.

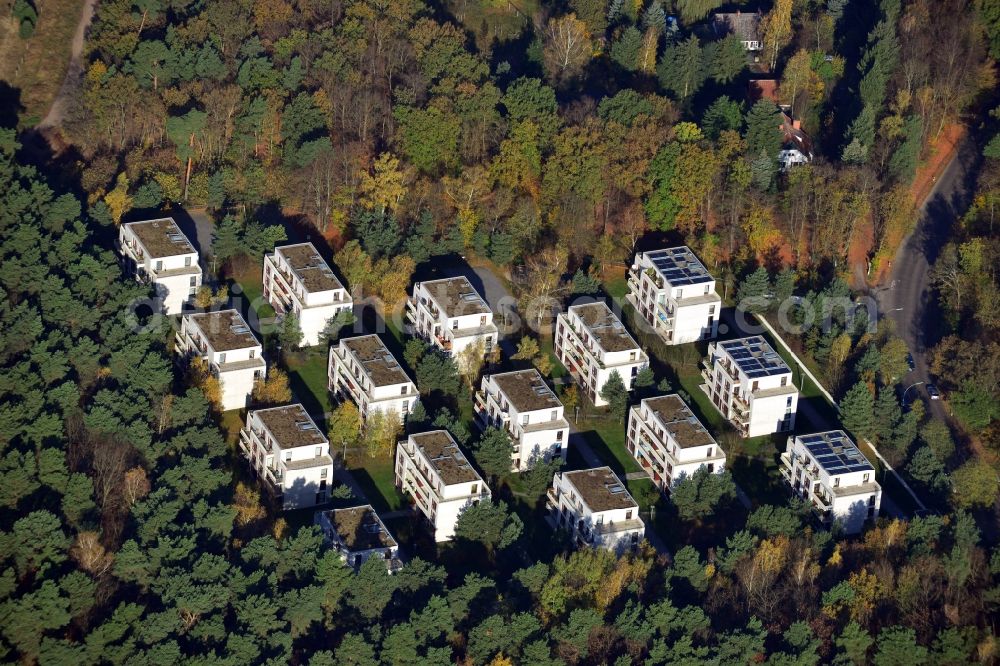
left=545, top=487, right=558, bottom=508
left=435, top=334, right=453, bottom=351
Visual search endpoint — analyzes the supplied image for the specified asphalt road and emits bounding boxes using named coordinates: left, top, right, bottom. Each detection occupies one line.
left=873, top=136, right=980, bottom=421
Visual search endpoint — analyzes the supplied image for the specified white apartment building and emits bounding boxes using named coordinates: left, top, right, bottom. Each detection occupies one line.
left=118, top=218, right=201, bottom=314
left=780, top=431, right=882, bottom=534
left=626, top=394, right=726, bottom=492
left=701, top=336, right=798, bottom=438
left=406, top=277, right=499, bottom=366
left=263, top=243, right=352, bottom=347
left=626, top=247, right=721, bottom=345
left=555, top=302, right=648, bottom=407
left=546, top=467, right=645, bottom=553
left=474, top=369, right=570, bottom=471
left=395, top=430, right=491, bottom=542
left=328, top=335, right=418, bottom=424
left=239, top=404, right=334, bottom=509
left=315, top=505, right=400, bottom=570
left=175, top=310, right=265, bottom=412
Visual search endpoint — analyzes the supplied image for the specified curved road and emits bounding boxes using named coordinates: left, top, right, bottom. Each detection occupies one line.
left=873, top=136, right=980, bottom=422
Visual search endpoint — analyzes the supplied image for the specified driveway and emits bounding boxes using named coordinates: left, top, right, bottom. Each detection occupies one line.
left=873, top=137, right=979, bottom=421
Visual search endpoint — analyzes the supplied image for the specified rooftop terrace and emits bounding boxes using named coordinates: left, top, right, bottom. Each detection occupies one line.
left=492, top=370, right=562, bottom=413
left=420, top=277, right=491, bottom=317
left=127, top=218, right=195, bottom=258
left=570, top=302, right=641, bottom=354
left=410, top=430, right=482, bottom=485
left=342, top=335, right=412, bottom=387
left=189, top=310, right=260, bottom=352
left=254, top=404, right=326, bottom=450
left=324, top=505, right=397, bottom=551
left=563, top=467, right=638, bottom=513
left=275, top=243, right=344, bottom=294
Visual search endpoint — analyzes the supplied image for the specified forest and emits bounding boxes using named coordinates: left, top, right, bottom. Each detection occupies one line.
left=2, top=0, right=1000, bottom=662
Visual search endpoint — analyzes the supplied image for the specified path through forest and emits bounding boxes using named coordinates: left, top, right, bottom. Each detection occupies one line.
left=37, top=0, right=96, bottom=130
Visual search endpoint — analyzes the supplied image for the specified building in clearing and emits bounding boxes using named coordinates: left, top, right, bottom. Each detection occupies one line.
left=315, top=505, right=400, bottom=570
left=175, top=310, right=265, bottom=412
left=626, top=247, right=721, bottom=345
left=700, top=336, right=798, bottom=438
left=395, top=430, right=491, bottom=542
left=406, top=276, right=499, bottom=367
left=118, top=217, right=201, bottom=314
left=555, top=302, right=648, bottom=407
left=780, top=431, right=882, bottom=534
left=712, top=11, right=763, bottom=52
left=474, top=369, right=570, bottom=471
left=239, top=403, right=334, bottom=509
left=328, top=335, right=418, bottom=424
left=263, top=243, right=352, bottom=347
left=546, top=467, right=645, bottom=553
left=626, top=394, right=726, bottom=492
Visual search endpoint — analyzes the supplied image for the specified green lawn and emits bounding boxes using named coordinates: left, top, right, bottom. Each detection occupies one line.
left=228, top=265, right=275, bottom=321
left=574, top=410, right=642, bottom=475
left=347, top=456, right=407, bottom=513
left=539, top=336, right=568, bottom=380
left=603, top=271, right=628, bottom=301
left=285, top=349, right=332, bottom=426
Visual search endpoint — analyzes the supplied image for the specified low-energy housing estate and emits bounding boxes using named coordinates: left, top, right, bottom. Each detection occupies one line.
left=175, top=310, right=265, bottom=412
left=701, top=336, right=798, bottom=438
left=627, top=394, right=726, bottom=492
left=626, top=246, right=721, bottom=345
left=406, top=276, right=498, bottom=367
left=239, top=403, right=333, bottom=509
left=315, top=505, right=400, bottom=570
left=118, top=217, right=201, bottom=315
left=263, top=243, right=352, bottom=347
left=328, top=335, right=418, bottom=424
left=474, top=369, right=570, bottom=471
left=395, top=430, right=491, bottom=542
left=546, top=467, right=645, bottom=553
left=780, top=431, right=882, bottom=534
left=555, top=302, right=648, bottom=407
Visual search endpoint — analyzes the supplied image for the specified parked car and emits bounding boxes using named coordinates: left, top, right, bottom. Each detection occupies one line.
left=906, top=353, right=915, bottom=371
left=926, top=384, right=941, bottom=400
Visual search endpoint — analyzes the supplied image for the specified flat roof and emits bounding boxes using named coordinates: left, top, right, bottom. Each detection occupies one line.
left=719, top=336, right=790, bottom=379
left=563, top=467, right=637, bottom=513
left=255, top=404, right=326, bottom=450
left=570, top=302, right=641, bottom=353
left=275, top=243, right=344, bottom=294
left=189, top=310, right=260, bottom=352
left=492, top=370, right=562, bottom=413
left=342, top=335, right=412, bottom=387
left=410, top=430, right=482, bottom=485
left=126, top=218, right=195, bottom=258
left=323, top=505, right=397, bottom=551
left=643, top=394, right=716, bottom=449
left=798, top=430, right=874, bottom=475
left=420, top=277, right=491, bottom=317
left=643, top=247, right=714, bottom=287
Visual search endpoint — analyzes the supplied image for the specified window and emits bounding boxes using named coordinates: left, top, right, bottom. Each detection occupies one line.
left=677, top=289, right=683, bottom=299
left=707, top=447, right=713, bottom=457
left=863, top=473, right=870, bottom=483
left=781, top=376, right=787, bottom=386
left=471, top=483, right=478, bottom=494
left=629, top=351, right=637, bottom=361
left=550, top=410, right=557, bottom=421
left=285, top=451, right=292, bottom=462
left=219, top=353, right=226, bottom=364
left=315, top=446, right=322, bottom=457
left=751, top=381, right=758, bottom=391
left=625, top=510, right=633, bottom=520
left=868, top=495, right=876, bottom=506
left=556, top=430, right=564, bottom=441
left=155, top=260, right=163, bottom=271
left=400, top=386, right=408, bottom=395
left=249, top=350, right=255, bottom=358
left=480, top=315, right=487, bottom=325
left=704, top=285, right=710, bottom=294
left=189, top=275, right=197, bottom=286
left=521, top=415, right=529, bottom=425
left=185, top=256, right=192, bottom=267
left=402, top=400, right=409, bottom=414
left=320, top=468, right=328, bottom=479
left=316, top=492, right=326, bottom=504
left=833, top=478, right=840, bottom=487
left=709, top=305, right=716, bottom=315
left=786, top=396, right=793, bottom=407
left=452, top=320, right=458, bottom=330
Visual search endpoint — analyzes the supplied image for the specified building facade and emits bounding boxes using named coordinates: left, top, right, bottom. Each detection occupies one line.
left=555, top=302, right=648, bottom=407
left=119, top=218, right=200, bottom=314
left=780, top=431, right=882, bottom=534
left=239, top=404, right=334, bottom=509
left=546, top=467, right=645, bottom=553
left=263, top=243, right=352, bottom=347
left=626, top=394, right=726, bottom=492
left=395, top=430, right=491, bottom=542
left=175, top=310, right=265, bottom=411
left=701, top=336, right=798, bottom=438
left=406, top=277, right=498, bottom=367
left=626, top=247, right=721, bottom=345
left=328, top=335, right=418, bottom=424
left=474, top=369, right=570, bottom=471
left=315, top=505, right=400, bottom=570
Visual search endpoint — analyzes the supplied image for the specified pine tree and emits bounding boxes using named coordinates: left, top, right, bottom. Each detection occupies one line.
left=839, top=382, right=875, bottom=441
